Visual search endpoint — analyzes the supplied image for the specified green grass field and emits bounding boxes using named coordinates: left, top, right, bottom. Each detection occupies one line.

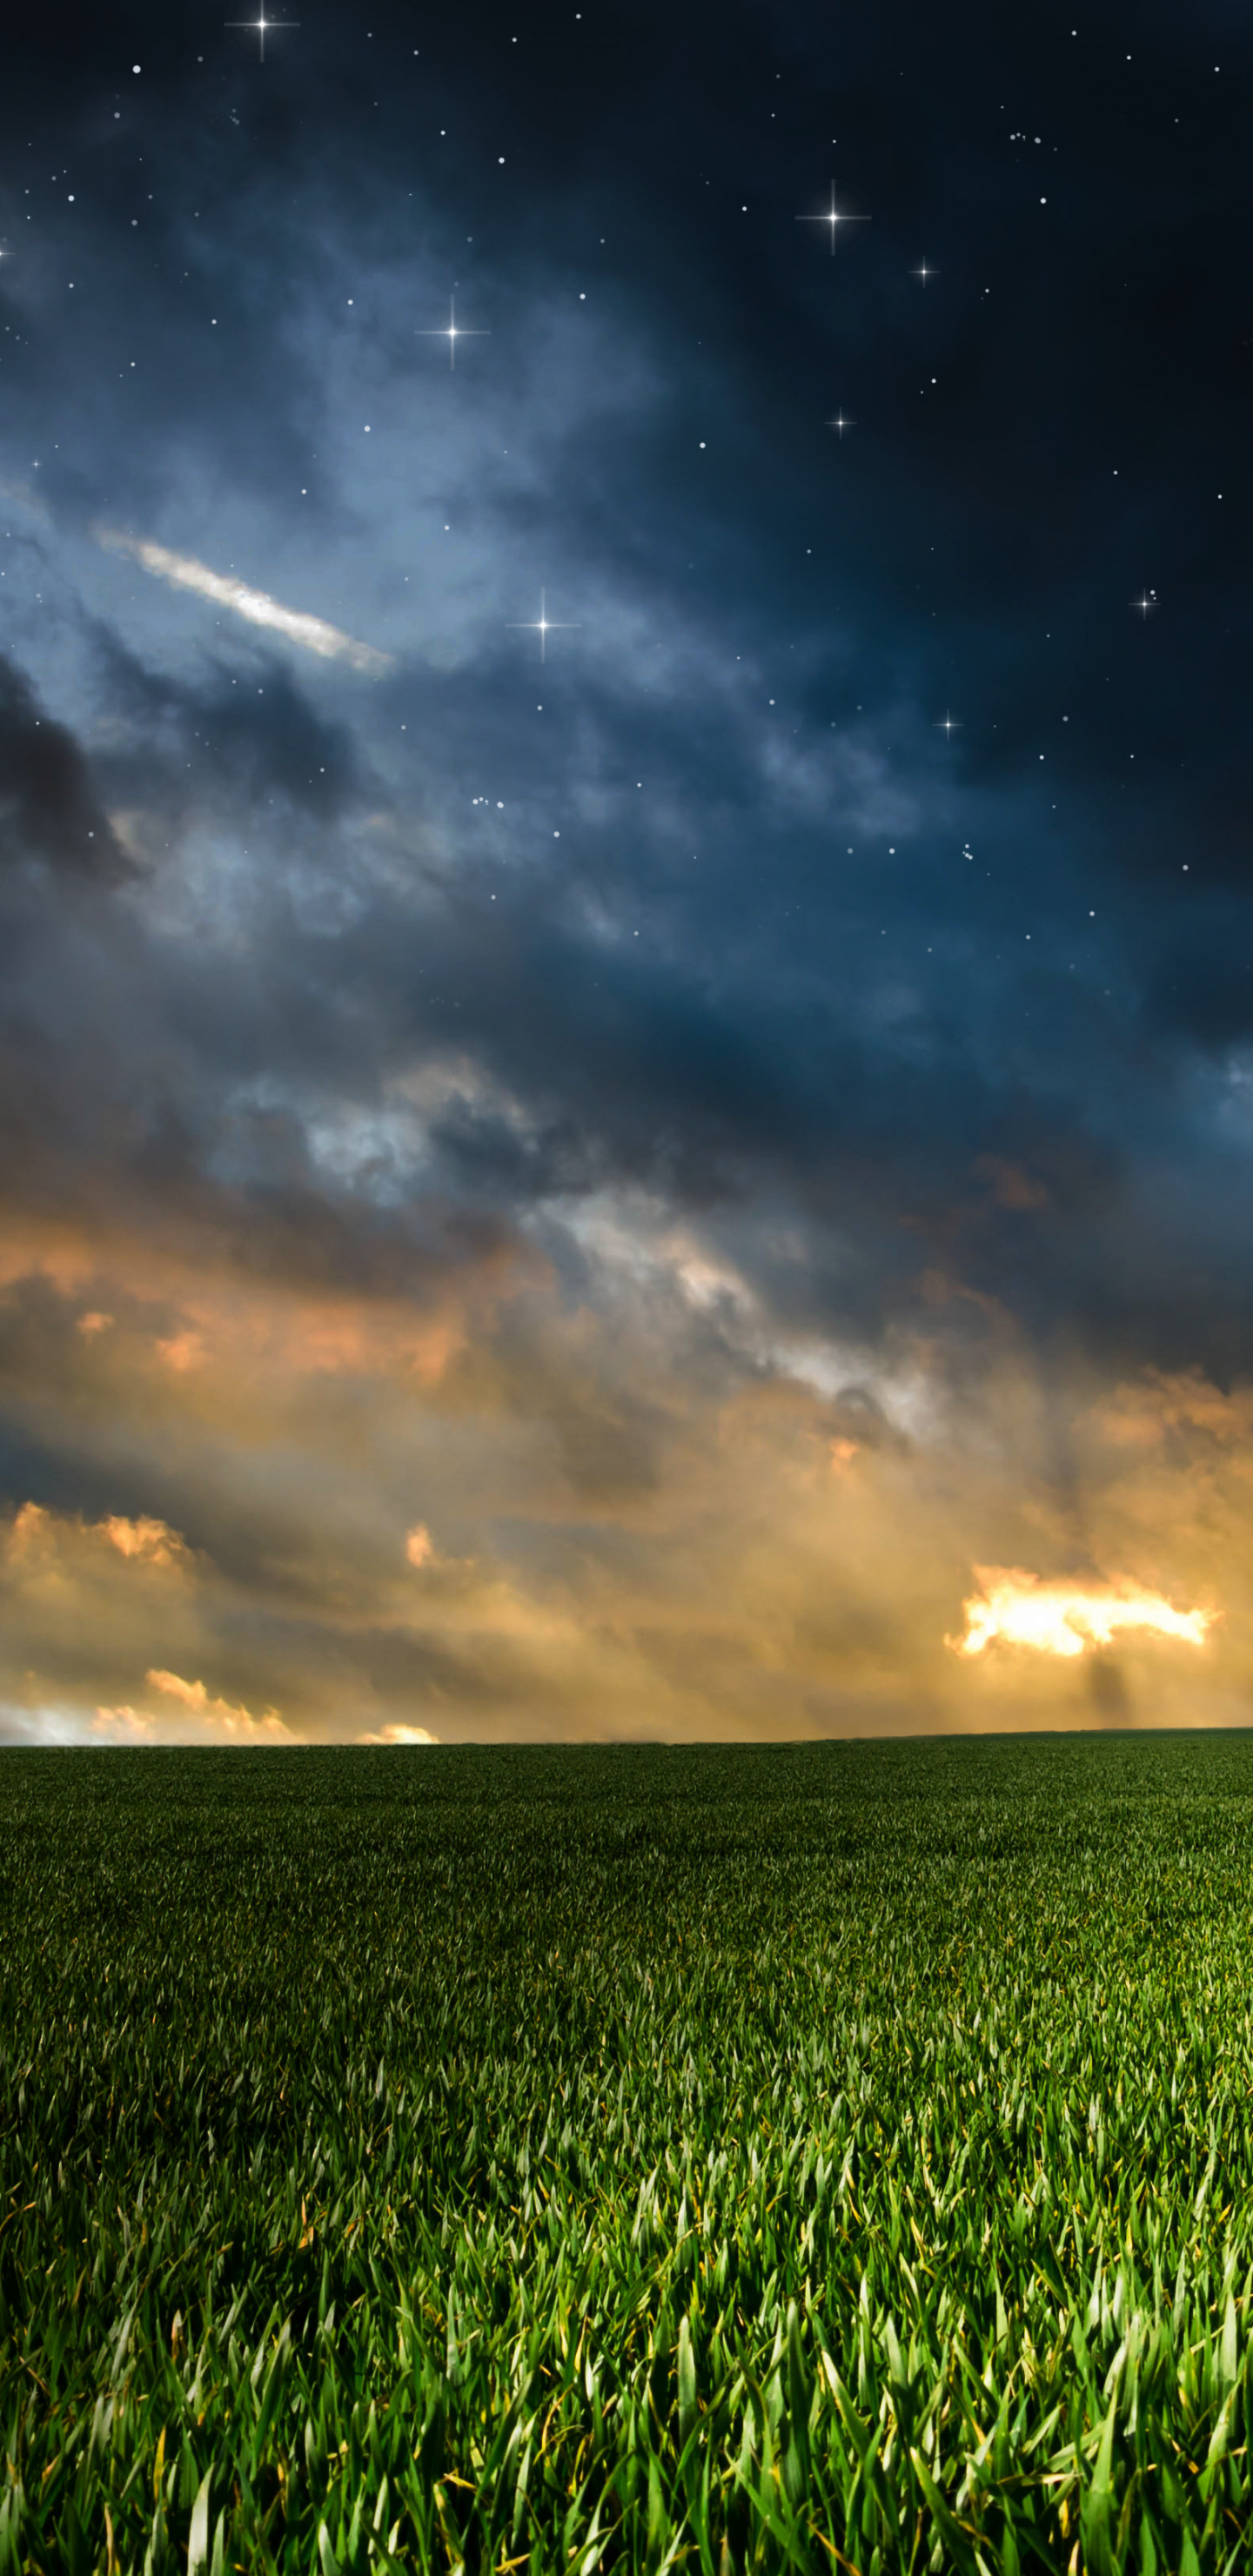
left=4, top=1736, right=1253, bottom=2575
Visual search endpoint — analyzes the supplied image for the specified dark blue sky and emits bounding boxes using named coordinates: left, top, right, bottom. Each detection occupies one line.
left=0, top=0, right=1250, bottom=1741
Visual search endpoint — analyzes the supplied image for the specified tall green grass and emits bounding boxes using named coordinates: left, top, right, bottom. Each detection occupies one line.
left=4, top=1735, right=1253, bottom=2573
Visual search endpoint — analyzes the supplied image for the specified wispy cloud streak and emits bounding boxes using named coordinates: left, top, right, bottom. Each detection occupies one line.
left=95, top=529, right=393, bottom=674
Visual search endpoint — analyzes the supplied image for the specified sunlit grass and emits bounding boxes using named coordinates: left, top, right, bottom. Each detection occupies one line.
left=3, top=1734, right=1253, bottom=2573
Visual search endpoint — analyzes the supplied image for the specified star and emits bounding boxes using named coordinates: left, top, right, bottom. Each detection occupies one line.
left=796, top=186, right=870, bottom=254
left=224, top=11, right=298, bottom=59
left=912, top=261, right=937, bottom=284
left=1131, top=590, right=1157, bottom=618
left=418, top=293, right=489, bottom=369
left=935, top=710, right=963, bottom=735
left=827, top=412, right=854, bottom=437
left=507, top=587, right=580, bottom=662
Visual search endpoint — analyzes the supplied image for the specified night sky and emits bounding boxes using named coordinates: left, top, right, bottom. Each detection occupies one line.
left=2, top=0, right=1250, bottom=1744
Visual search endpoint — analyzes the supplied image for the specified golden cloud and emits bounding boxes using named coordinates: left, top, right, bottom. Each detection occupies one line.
left=3, top=1199, right=1253, bottom=1740
left=357, top=1723, right=439, bottom=1746
left=948, top=1566, right=1216, bottom=1660
left=102, top=1516, right=186, bottom=1566
left=93, top=1667, right=291, bottom=1745
left=6, top=1503, right=191, bottom=1573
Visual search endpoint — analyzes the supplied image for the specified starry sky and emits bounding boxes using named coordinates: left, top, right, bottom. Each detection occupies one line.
left=2, top=0, right=1250, bottom=1745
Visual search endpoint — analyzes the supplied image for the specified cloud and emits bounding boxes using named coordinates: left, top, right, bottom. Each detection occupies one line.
left=145, top=1667, right=220, bottom=1704
left=101, top=1515, right=187, bottom=1566
left=948, top=1566, right=1217, bottom=1660
left=94, top=531, right=394, bottom=676
left=405, top=1522, right=434, bottom=1566
left=5, top=1501, right=190, bottom=1573
left=357, top=1722, right=439, bottom=1745
left=93, top=1668, right=291, bottom=1744
left=0, top=655, right=131, bottom=878
left=2, top=1299, right=1252, bottom=1741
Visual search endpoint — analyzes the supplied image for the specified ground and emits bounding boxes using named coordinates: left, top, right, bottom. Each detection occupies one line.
left=3, top=1734, right=1253, bottom=2573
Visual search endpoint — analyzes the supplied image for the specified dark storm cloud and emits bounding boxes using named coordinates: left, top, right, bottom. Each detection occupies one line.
left=0, top=662, right=1230, bottom=1391
left=90, top=632, right=370, bottom=824
left=0, top=654, right=130, bottom=878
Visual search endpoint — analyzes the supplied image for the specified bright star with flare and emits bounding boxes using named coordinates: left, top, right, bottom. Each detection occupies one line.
left=224, top=11, right=298, bottom=59
left=797, top=186, right=870, bottom=253
left=507, top=587, right=580, bottom=663
left=948, top=1566, right=1216, bottom=1660
left=418, top=293, right=489, bottom=369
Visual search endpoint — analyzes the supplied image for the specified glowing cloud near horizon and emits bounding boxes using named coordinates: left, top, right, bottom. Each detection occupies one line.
left=949, top=1566, right=1217, bottom=1660
left=358, top=1723, right=439, bottom=1746
left=95, top=529, right=393, bottom=674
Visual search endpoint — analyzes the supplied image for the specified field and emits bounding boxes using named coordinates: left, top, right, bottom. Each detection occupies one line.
left=4, top=1738, right=1253, bottom=2575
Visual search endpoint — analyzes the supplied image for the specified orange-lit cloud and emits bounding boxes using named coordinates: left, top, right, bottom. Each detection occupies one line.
left=7, top=1503, right=190, bottom=1571
left=102, top=1517, right=186, bottom=1565
left=948, top=1566, right=1216, bottom=1660
left=90, top=1668, right=291, bottom=1744
left=357, top=1722, right=439, bottom=1745
left=3, top=1209, right=1253, bottom=1743
left=0, top=1214, right=519, bottom=1422
left=156, top=1329, right=208, bottom=1373
left=1091, top=1369, right=1253, bottom=1452
left=8, top=1502, right=50, bottom=1554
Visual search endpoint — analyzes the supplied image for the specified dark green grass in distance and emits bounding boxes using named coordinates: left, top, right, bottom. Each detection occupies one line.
left=5, top=1736, right=1253, bottom=2573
